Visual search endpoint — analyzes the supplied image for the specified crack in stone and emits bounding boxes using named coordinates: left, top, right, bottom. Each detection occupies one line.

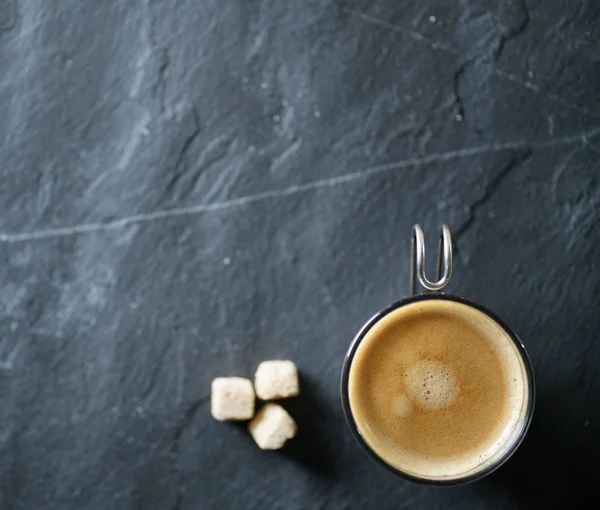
left=565, top=184, right=600, bottom=250
left=451, top=1, right=531, bottom=122
left=188, top=137, right=238, bottom=201
left=493, top=0, right=531, bottom=61
left=454, top=148, right=533, bottom=242
left=144, top=0, right=171, bottom=113
left=171, top=395, right=209, bottom=450
left=164, top=105, right=203, bottom=193
left=171, top=492, right=182, bottom=510
left=0, top=0, right=18, bottom=32
left=344, top=7, right=600, bottom=121
left=141, top=340, right=176, bottom=404
left=168, top=395, right=209, bottom=509
left=154, top=49, right=171, bottom=114
left=169, top=398, right=209, bottom=499
left=452, top=59, right=473, bottom=119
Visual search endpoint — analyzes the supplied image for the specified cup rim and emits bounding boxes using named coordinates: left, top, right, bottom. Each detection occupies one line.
left=340, top=293, right=536, bottom=486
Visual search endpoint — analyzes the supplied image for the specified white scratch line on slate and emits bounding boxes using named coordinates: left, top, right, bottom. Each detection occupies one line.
left=343, top=9, right=600, bottom=121
left=1, top=130, right=599, bottom=244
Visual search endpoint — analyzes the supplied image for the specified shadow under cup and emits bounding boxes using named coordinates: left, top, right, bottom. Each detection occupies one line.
left=341, top=294, right=535, bottom=485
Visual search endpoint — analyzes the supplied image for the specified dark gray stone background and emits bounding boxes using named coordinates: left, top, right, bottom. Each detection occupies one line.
left=0, top=0, right=598, bottom=508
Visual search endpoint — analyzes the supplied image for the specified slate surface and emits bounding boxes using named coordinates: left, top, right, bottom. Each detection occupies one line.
left=0, top=0, right=599, bottom=509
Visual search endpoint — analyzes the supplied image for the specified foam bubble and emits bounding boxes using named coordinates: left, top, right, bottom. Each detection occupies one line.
left=393, top=395, right=413, bottom=417
left=405, top=360, right=459, bottom=410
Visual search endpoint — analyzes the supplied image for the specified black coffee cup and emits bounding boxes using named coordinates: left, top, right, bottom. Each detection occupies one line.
left=340, top=225, right=535, bottom=485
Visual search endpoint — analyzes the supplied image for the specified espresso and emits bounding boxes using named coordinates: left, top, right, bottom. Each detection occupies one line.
left=348, top=300, right=530, bottom=480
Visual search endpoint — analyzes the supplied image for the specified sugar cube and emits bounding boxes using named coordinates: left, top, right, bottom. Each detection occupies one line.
left=254, top=360, right=299, bottom=400
left=249, top=403, right=297, bottom=450
left=211, top=377, right=255, bottom=421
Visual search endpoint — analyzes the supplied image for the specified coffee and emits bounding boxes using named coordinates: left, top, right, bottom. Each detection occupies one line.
left=348, top=299, right=530, bottom=481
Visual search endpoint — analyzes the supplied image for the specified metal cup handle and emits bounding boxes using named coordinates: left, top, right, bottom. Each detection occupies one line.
left=410, top=224, right=453, bottom=295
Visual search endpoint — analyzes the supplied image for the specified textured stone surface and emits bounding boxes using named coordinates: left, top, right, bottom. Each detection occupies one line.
left=0, top=0, right=599, bottom=508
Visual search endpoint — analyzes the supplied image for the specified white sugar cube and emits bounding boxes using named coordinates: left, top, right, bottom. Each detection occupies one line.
left=254, top=360, right=299, bottom=400
left=249, top=403, right=297, bottom=450
left=211, top=377, right=255, bottom=421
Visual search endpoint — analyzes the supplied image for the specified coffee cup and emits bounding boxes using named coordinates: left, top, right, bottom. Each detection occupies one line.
left=341, top=225, right=535, bottom=485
